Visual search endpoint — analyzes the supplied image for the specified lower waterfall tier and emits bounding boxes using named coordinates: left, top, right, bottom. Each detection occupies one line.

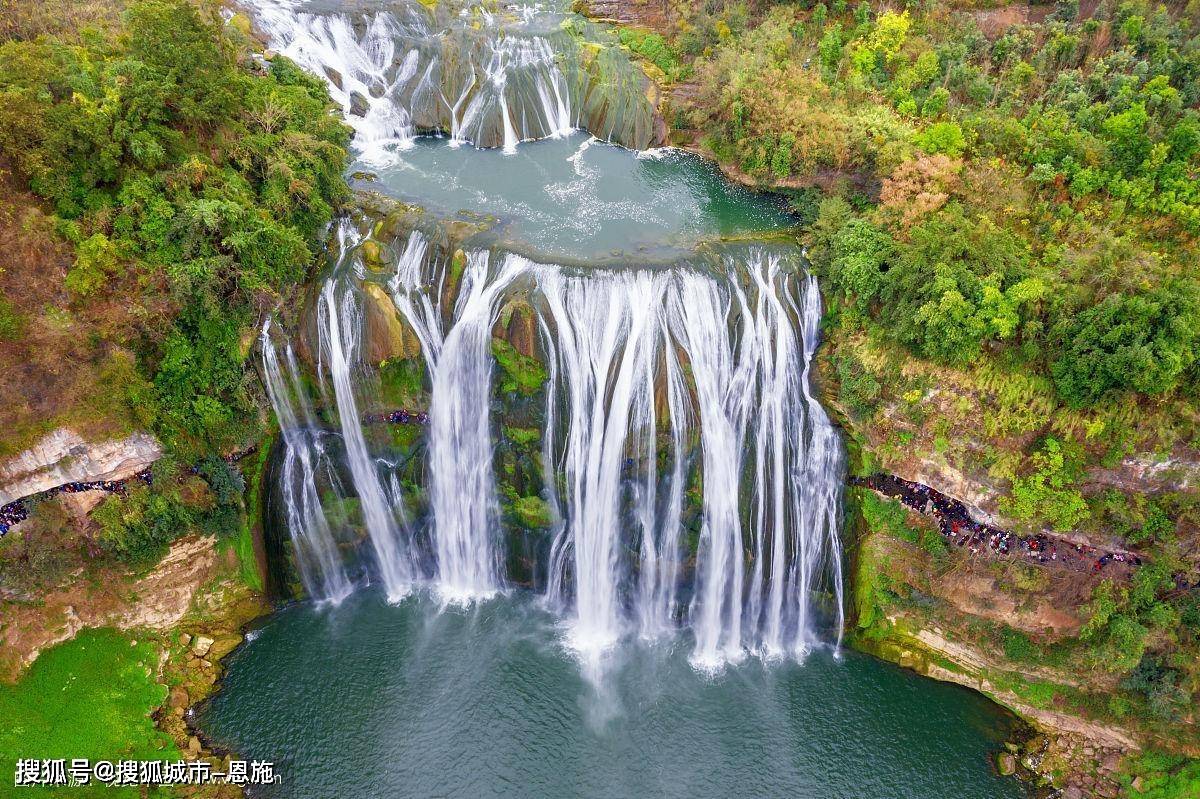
left=260, top=215, right=844, bottom=671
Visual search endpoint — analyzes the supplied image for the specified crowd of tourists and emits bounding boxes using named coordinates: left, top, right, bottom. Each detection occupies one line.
left=364, top=408, right=430, bottom=426
left=0, top=450, right=257, bottom=538
left=854, top=474, right=1140, bottom=573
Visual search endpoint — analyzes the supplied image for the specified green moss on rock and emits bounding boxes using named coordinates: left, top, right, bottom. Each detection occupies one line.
left=492, top=337, right=546, bottom=395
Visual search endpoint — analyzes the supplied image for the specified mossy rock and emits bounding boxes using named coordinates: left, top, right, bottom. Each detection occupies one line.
left=504, top=426, right=541, bottom=448
left=227, top=13, right=253, bottom=36
left=360, top=239, right=387, bottom=272
left=362, top=282, right=421, bottom=363
left=379, top=358, right=427, bottom=406
left=207, top=635, right=243, bottom=663
left=492, top=337, right=547, bottom=395
left=508, top=495, right=554, bottom=529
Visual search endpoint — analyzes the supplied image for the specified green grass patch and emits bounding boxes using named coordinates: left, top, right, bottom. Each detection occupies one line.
left=0, top=629, right=177, bottom=796
left=1120, top=750, right=1200, bottom=799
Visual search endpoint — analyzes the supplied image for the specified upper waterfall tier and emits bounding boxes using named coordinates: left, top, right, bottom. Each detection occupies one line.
left=239, top=0, right=667, bottom=157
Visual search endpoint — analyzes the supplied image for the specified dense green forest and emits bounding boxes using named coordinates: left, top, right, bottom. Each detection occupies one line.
left=0, top=0, right=348, bottom=460
left=664, top=0, right=1200, bottom=413
left=0, top=0, right=347, bottom=573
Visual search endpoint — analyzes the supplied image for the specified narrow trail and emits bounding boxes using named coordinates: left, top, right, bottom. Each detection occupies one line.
left=853, top=474, right=1141, bottom=579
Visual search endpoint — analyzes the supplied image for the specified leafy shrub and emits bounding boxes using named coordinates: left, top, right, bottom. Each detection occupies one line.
left=1051, top=280, right=1200, bottom=407
left=92, top=484, right=194, bottom=565
left=1001, top=437, right=1090, bottom=531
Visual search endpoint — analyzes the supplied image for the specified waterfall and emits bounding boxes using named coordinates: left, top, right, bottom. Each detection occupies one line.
left=261, top=321, right=354, bottom=604
left=242, top=0, right=579, bottom=156
left=240, top=0, right=667, bottom=155
left=264, top=231, right=841, bottom=671
left=317, top=278, right=416, bottom=603
left=536, top=251, right=843, bottom=672
left=243, top=4, right=425, bottom=161
left=539, top=269, right=679, bottom=671
left=388, top=237, right=530, bottom=603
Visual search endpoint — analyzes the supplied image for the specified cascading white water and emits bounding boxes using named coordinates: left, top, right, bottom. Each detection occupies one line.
left=536, top=250, right=843, bottom=674
left=387, top=236, right=530, bottom=602
left=243, top=3, right=425, bottom=161
left=267, top=226, right=841, bottom=673
left=317, top=278, right=416, bottom=603
left=261, top=321, right=354, bottom=604
left=242, top=0, right=578, bottom=158
left=539, top=269, right=679, bottom=674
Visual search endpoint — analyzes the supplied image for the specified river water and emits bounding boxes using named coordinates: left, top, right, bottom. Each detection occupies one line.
left=202, top=0, right=1027, bottom=795
left=202, top=589, right=1023, bottom=799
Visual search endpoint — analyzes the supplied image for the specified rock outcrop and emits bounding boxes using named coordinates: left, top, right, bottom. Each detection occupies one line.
left=0, top=428, right=163, bottom=506
left=362, top=282, right=422, bottom=364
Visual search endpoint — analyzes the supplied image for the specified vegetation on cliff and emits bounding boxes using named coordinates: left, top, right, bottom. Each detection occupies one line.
left=0, top=0, right=349, bottom=461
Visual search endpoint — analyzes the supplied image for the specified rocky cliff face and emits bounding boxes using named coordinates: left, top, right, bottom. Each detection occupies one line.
left=0, top=428, right=163, bottom=505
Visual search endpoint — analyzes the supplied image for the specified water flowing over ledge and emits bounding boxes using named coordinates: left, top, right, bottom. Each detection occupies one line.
left=239, top=0, right=666, bottom=159
left=260, top=219, right=845, bottom=676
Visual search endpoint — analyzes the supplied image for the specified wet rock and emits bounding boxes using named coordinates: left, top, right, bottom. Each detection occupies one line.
left=441, top=249, right=468, bottom=313
left=508, top=495, right=553, bottom=529
left=363, top=282, right=422, bottom=364
left=360, top=239, right=386, bottom=271
left=190, top=635, right=214, bottom=657
left=324, top=66, right=344, bottom=91
left=504, top=301, right=538, bottom=360
left=996, top=752, right=1017, bottom=776
left=349, top=91, right=370, bottom=117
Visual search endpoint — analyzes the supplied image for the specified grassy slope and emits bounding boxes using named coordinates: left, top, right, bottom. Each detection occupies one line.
left=0, top=628, right=178, bottom=797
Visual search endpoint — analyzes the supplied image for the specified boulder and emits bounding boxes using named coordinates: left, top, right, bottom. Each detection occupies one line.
left=362, top=283, right=422, bottom=364
left=207, top=635, right=243, bottom=663
left=504, top=301, right=538, bottom=360
left=996, top=752, right=1017, bottom=776
left=349, top=91, right=370, bottom=117
left=190, top=635, right=214, bottom=657
left=169, top=686, right=190, bottom=711
left=57, top=489, right=107, bottom=524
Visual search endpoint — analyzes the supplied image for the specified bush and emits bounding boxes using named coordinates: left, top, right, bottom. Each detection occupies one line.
left=1001, top=437, right=1090, bottom=532
left=1051, top=280, right=1200, bottom=407
left=913, top=121, right=966, bottom=157
left=92, top=483, right=194, bottom=565
left=1001, top=627, right=1041, bottom=662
